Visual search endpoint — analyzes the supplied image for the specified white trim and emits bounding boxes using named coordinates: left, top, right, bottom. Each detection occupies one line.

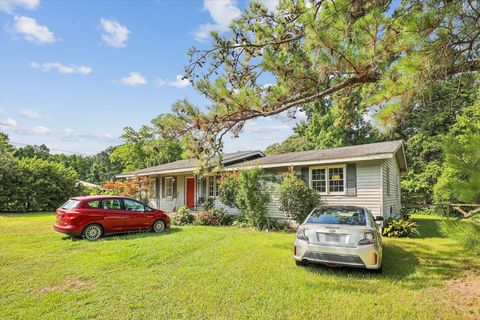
left=224, top=153, right=394, bottom=171
left=309, top=164, right=347, bottom=195
left=380, top=160, right=384, bottom=216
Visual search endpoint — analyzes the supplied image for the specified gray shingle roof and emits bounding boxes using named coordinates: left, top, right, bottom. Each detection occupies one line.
left=226, top=140, right=405, bottom=168
left=117, top=150, right=262, bottom=177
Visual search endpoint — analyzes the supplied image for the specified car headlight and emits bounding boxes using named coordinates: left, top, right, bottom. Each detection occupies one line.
left=358, top=231, right=376, bottom=245
left=296, top=228, right=309, bottom=241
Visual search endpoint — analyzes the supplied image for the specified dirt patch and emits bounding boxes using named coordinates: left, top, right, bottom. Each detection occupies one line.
left=434, top=271, right=480, bottom=319
left=37, top=278, right=94, bottom=294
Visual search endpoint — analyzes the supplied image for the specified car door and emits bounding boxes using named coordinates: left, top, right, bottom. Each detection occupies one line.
left=102, top=198, right=130, bottom=232
left=122, top=199, right=153, bottom=230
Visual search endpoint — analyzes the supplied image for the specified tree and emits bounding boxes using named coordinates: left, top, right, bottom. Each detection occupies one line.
left=434, top=103, right=480, bottom=204
left=112, top=114, right=184, bottom=172
left=14, top=144, right=50, bottom=160
left=87, top=147, right=124, bottom=184
left=160, top=0, right=480, bottom=164
left=0, top=133, right=20, bottom=211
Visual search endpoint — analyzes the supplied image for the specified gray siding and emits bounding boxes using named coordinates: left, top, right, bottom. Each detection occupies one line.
left=382, top=158, right=402, bottom=219
left=316, top=160, right=383, bottom=216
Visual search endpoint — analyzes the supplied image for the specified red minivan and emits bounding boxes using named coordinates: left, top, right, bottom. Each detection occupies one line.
left=54, top=196, right=170, bottom=240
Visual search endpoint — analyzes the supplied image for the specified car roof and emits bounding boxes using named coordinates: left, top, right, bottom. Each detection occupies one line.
left=314, top=205, right=367, bottom=211
left=70, top=195, right=130, bottom=201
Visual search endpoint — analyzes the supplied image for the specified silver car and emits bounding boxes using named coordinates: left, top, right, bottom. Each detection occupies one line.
left=294, top=206, right=384, bottom=272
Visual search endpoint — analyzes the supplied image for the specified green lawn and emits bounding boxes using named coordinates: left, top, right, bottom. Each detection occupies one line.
left=1, top=214, right=479, bottom=319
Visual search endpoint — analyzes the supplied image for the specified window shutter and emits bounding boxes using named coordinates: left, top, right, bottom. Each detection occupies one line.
left=155, top=177, right=160, bottom=198
left=173, top=177, right=177, bottom=198
left=161, top=177, right=165, bottom=198
left=300, top=167, right=309, bottom=186
left=346, top=164, right=357, bottom=197
left=201, top=177, right=207, bottom=198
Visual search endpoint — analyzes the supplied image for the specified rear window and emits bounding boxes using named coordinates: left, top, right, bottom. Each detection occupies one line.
left=306, top=207, right=367, bottom=226
left=61, top=200, right=81, bottom=210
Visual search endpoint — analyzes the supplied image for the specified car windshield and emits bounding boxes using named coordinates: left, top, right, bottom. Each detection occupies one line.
left=61, top=200, right=81, bottom=209
left=306, top=207, right=367, bottom=226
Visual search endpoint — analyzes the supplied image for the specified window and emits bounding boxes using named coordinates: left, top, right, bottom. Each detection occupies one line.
left=386, top=166, right=391, bottom=196
left=328, top=167, right=344, bottom=193
left=102, top=199, right=122, bottom=210
left=87, top=200, right=101, bottom=209
left=306, top=207, right=366, bottom=226
left=208, top=176, right=220, bottom=197
left=123, top=199, right=145, bottom=212
left=165, top=177, right=174, bottom=198
left=310, top=165, right=345, bottom=194
left=311, top=168, right=326, bottom=193
left=61, top=200, right=81, bottom=209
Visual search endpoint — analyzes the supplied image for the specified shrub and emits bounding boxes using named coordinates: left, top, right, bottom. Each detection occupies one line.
left=278, top=169, right=321, bottom=223
left=382, top=219, right=419, bottom=237
left=171, top=206, right=195, bottom=225
left=218, top=168, right=270, bottom=229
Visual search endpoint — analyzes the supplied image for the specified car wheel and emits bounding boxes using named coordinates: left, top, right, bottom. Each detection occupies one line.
left=83, top=224, right=103, bottom=241
left=152, top=220, right=165, bottom=233
left=295, top=260, right=306, bottom=267
left=372, top=264, right=383, bottom=274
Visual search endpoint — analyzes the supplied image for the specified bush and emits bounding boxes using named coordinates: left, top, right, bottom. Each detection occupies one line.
left=382, top=219, right=419, bottom=237
left=1, top=157, right=81, bottom=212
left=278, top=169, right=321, bottom=223
left=218, top=168, right=270, bottom=229
left=171, top=206, right=195, bottom=225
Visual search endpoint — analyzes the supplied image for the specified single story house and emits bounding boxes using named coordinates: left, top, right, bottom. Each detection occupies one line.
left=116, top=140, right=407, bottom=220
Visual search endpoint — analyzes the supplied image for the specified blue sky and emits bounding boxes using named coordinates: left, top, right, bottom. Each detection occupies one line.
left=0, top=0, right=301, bottom=155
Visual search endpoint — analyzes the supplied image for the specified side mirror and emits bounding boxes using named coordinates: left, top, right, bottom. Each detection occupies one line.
left=374, top=216, right=384, bottom=221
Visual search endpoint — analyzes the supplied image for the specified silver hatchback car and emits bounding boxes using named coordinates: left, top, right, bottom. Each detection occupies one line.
left=294, top=206, right=383, bottom=272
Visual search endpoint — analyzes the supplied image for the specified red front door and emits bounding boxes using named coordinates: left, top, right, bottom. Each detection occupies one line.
left=186, top=178, right=195, bottom=209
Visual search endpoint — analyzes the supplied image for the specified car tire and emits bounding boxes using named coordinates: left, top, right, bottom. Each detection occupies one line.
left=372, top=264, right=383, bottom=274
left=83, top=224, right=103, bottom=241
left=152, top=220, right=165, bottom=233
left=295, top=260, right=306, bottom=267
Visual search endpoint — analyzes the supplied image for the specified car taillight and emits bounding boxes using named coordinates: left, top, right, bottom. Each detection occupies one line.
left=296, top=228, right=309, bottom=241
left=358, top=231, right=376, bottom=245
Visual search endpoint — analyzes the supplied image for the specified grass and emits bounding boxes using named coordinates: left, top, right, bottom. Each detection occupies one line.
left=1, top=214, right=479, bottom=320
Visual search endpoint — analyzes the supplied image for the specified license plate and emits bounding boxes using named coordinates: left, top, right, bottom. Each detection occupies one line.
left=324, top=233, right=346, bottom=243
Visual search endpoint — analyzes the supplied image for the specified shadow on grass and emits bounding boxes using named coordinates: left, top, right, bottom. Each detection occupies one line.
left=302, top=243, right=418, bottom=280
left=413, top=216, right=447, bottom=239
left=61, top=227, right=183, bottom=242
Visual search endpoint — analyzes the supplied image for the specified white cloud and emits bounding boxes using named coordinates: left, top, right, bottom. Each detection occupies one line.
left=1, top=123, right=117, bottom=143
left=244, top=122, right=291, bottom=134
left=257, top=0, right=279, bottom=11
left=120, top=72, right=147, bottom=86
left=167, top=75, right=190, bottom=88
left=11, top=16, right=56, bottom=44
left=0, top=0, right=39, bottom=14
left=194, top=0, right=241, bottom=42
left=0, top=118, right=18, bottom=127
left=30, top=61, right=92, bottom=75
left=19, top=108, right=49, bottom=119
left=100, top=18, right=130, bottom=48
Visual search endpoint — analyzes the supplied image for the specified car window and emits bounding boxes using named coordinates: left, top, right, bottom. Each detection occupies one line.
left=102, top=199, right=122, bottom=210
left=61, top=200, right=81, bottom=209
left=87, top=200, right=101, bottom=209
left=306, top=207, right=367, bottom=226
left=123, top=199, right=145, bottom=212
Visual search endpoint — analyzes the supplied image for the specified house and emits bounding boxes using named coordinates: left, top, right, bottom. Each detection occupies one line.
left=116, top=140, right=407, bottom=220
